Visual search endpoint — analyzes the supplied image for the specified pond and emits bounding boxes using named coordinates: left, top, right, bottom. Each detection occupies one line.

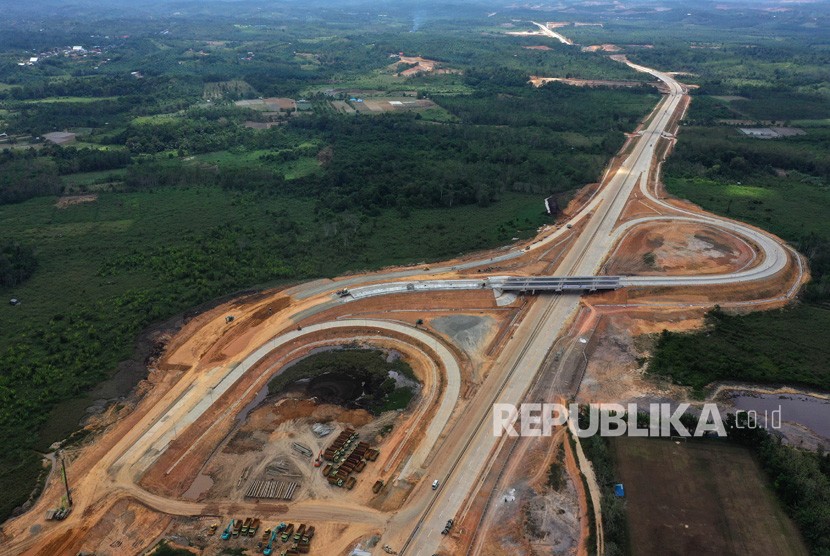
left=728, top=392, right=830, bottom=439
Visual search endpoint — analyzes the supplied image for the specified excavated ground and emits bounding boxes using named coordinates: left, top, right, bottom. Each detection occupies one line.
left=604, top=221, right=758, bottom=276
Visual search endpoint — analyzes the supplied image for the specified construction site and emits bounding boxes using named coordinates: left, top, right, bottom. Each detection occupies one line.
left=0, top=22, right=809, bottom=556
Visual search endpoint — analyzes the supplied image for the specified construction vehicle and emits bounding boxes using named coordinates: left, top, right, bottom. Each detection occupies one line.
left=281, top=523, right=295, bottom=542
left=233, top=519, right=243, bottom=537
left=241, top=517, right=252, bottom=535
left=442, top=518, right=454, bottom=535
left=302, top=526, right=315, bottom=543
left=263, top=529, right=278, bottom=556
left=262, top=528, right=272, bottom=542
left=249, top=518, right=261, bottom=536
left=221, top=519, right=234, bottom=540
left=372, top=480, right=384, bottom=494
left=209, top=523, right=218, bottom=535
left=293, top=524, right=306, bottom=542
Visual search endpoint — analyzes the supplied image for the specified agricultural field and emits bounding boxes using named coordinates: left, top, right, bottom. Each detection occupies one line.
left=613, top=438, right=808, bottom=556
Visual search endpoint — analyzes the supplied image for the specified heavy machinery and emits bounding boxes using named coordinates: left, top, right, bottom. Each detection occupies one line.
left=442, top=518, right=454, bottom=535
left=302, top=525, right=315, bottom=544
left=263, top=529, right=278, bottom=556
left=280, top=523, right=295, bottom=543
left=242, top=517, right=252, bottom=535
left=221, top=519, right=234, bottom=540
left=293, top=524, right=306, bottom=542
left=233, top=519, right=243, bottom=537
left=249, top=518, right=261, bottom=537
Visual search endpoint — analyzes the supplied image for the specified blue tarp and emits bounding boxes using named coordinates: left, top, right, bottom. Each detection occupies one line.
left=614, top=483, right=625, bottom=497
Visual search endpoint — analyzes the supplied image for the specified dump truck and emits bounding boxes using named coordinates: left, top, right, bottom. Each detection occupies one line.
left=241, top=517, right=252, bottom=535
left=232, top=519, right=243, bottom=537
left=302, top=525, right=315, bottom=543
left=345, top=476, right=357, bottom=490
left=249, top=518, right=260, bottom=536
left=372, top=480, right=384, bottom=494
left=281, top=523, right=295, bottom=542
left=293, top=524, right=306, bottom=542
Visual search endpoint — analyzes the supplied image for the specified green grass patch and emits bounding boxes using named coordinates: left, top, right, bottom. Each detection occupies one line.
left=62, top=169, right=127, bottom=188
left=666, top=175, right=830, bottom=244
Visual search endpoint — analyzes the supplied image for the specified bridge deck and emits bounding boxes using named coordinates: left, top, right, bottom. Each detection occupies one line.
left=496, top=276, right=621, bottom=292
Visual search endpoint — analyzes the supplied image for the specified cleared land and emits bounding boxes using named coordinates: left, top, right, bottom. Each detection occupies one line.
left=613, top=438, right=808, bottom=556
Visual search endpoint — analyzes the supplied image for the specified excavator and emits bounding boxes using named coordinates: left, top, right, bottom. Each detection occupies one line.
left=263, top=528, right=278, bottom=556
left=220, top=519, right=235, bottom=541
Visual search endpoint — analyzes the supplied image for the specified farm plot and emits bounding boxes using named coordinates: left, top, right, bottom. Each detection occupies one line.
left=612, top=438, right=808, bottom=556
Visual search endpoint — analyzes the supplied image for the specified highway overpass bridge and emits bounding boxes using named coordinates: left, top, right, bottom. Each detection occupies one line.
left=345, top=276, right=623, bottom=300
left=494, top=276, right=622, bottom=293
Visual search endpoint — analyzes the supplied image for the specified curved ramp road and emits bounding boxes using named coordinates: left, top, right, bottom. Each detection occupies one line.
left=113, top=320, right=460, bottom=481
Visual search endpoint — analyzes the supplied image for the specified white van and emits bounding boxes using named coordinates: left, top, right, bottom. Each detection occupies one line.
left=432, top=479, right=440, bottom=490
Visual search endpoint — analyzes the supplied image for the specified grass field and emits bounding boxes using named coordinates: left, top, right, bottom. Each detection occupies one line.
left=666, top=175, right=830, bottom=241
left=613, top=438, right=808, bottom=556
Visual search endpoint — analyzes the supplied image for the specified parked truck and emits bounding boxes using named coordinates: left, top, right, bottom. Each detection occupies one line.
left=302, top=525, right=315, bottom=543
left=280, top=523, right=295, bottom=542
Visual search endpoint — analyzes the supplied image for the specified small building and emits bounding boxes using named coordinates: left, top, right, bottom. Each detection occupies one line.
left=43, top=131, right=77, bottom=145
left=29, top=57, right=39, bottom=64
